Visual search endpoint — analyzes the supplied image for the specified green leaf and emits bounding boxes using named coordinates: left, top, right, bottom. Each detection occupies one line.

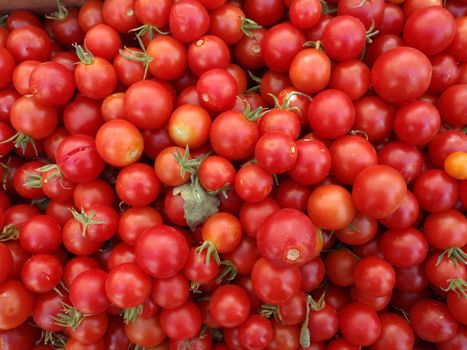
left=173, top=180, right=219, bottom=230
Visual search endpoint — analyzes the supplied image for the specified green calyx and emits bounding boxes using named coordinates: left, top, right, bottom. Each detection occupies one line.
left=0, top=15, right=7, bottom=27
left=299, top=294, right=312, bottom=348
left=321, top=0, right=337, bottom=14
left=130, top=24, right=169, bottom=40
left=238, top=97, right=268, bottom=122
left=300, top=293, right=326, bottom=348
left=173, top=147, right=220, bottom=230
left=216, top=260, right=238, bottom=284
left=437, top=247, right=467, bottom=267
left=173, top=146, right=203, bottom=180
left=36, top=164, right=72, bottom=190
left=43, top=330, right=67, bottom=349
left=269, top=90, right=311, bottom=116
left=241, top=17, right=262, bottom=38
left=0, top=132, right=38, bottom=157
left=196, top=240, right=221, bottom=265
left=73, top=43, right=94, bottom=65
left=0, top=224, right=19, bottom=241
left=442, top=278, right=467, bottom=299
left=52, top=302, right=85, bottom=330
left=122, top=304, right=144, bottom=324
left=303, top=40, right=323, bottom=50
left=119, top=34, right=152, bottom=80
left=365, top=20, right=379, bottom=44
left=45, top=0, right=69, bottom=20
left=70, top=208, right=106, bottom=237
left=349, top=129, right=369, bottom=140
left=261, top=304, right=284, bottom=323
left=23, top=171, right=43, bottom=189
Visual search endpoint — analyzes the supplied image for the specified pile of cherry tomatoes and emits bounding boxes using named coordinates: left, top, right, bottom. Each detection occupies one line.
left=0, top=0, right=466, bottom=349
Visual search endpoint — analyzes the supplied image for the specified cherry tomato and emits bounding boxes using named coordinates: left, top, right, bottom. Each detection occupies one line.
left=96, top=119, right=144, bottom=167
left=371, top=47, right=432, bottom=103
left=352, top=165, right=407, bottom=219
left=257, top=208, right=317, bottom=267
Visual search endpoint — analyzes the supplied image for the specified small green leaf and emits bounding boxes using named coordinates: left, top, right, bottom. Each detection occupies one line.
left=173, top=180, right=219, bottom=230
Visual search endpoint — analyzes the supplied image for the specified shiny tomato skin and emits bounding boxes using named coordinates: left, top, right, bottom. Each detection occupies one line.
left=251, top=258, right=301, bottom=305
left=6, top=26, right=51, bottom=62
left=377, top=141, right=424, bottom=184
left=379, top=228, right=428, bottom=268
left=135, top=0, right=171, bottom=28
left=187, top=35, right=230, bottom=77
left=19, top=215, right=62, bottom=254
left=352, top=165, right=407, bottom=219
left=428, top=54, right=461, bottom=94
left=197, top=68, right=238, bottom=112
left=257, top=208, right=317, bottom=267
left=409, top=299, right=458, bottom=343
left=337, top=0, right=385, bottom=29
left=234, top=28, right=266, bottom=70
left=209, top=285, right=250, bottom=328
left=148, top=36, right=187, bottom=81
left=21, top=254, right=63, bottom=293
left=208, top=4, right=245, bottom=45
left=160, top=301, right=202, bottom=341
left=322, top=15, right=367, bottom=62
left=379, top=191, right=419, bottom=230
left=243, top=0, right=285, bottom=27
left=438, top=84, right=467, bottom=127
left=413, top=169, right=459, bottom=213
left=239, top=197, right=280, bottom=238
left=74, top=57, right=117, bottom=100
left=353, top=256, right=396, bottom=297
left=124, top=80, right=174, bottom=130
left=446, top=17, right=467, bottom=62
left=429, top=130, right=467, bottom=168
left=95, top=119, right=144, bottom=168
left=151, top=273, right=190, bottom=310
left=288, top=139, right=331, bottom=186
left=0, top=280, right=34, bottom=330
left=169, top=0, right=210, bottom=43
left=78, top=0, right=104, bottom=31
left=329, top=135, right=377, bottom=185
left=210, top=110, right=258, bottom=161
left=423, top=209, right=467, bottom=249
left=234, top=163, right=274, bottom=203
left=289, top=48, right=331, bottom=94
left=56, top=134, right=105, bottom=183
left=30, top=61, right=75, bottom=106
left=255, top=131, right=298, bottom=174
left=238, top=315, right=274, bottom=350
left=115, top=163, right=161, bottom=206
left=135, top=225, right=189, bottom=278
left=307, top=89, right=355, bottom=139
left=105, top=263, right=152, bottom=309
left=202, top=212, right=242, bottom=253
left=393, top=100, right=440, bottom=146
left=0, top=48, right=15, bottom=89
left=329, top=59, right=370, bottom=101
left=10, top=95, right=58, bottom=139
left=371, top=47, right=432, bottom=104
left=168, top=104, right=211, bottom=149
left=262, top=23, right=306, bottom=73
left=69, top=269, right=110, bottom=315
left=102, top=0, right=140, bottom=33
left=223, top=236, right=261, bottom=276
left=403, top=6, right=456, bottom=55
left=339, top=303, right=382, bottom=347
left=370, top=313, right=415, bottom=350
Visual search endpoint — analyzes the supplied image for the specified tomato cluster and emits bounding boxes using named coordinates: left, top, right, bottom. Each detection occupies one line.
left=0, top=0, right=466, bottom=349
